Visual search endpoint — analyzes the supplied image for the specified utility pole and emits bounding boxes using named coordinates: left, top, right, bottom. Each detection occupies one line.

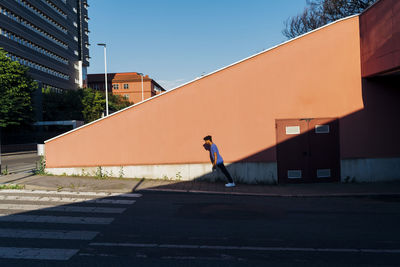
left=97, top=43, right=109, bottom=116
left=0, top=127, right=2, bottom=174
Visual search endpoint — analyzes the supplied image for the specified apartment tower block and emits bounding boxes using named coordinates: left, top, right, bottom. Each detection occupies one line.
left=0, top=0, right=90, bottom=91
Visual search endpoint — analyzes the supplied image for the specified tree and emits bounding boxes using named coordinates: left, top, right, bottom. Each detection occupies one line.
left=0, top=48, right=37, bottom=128
left=81, top=88, right=105, bottom=123
left=81, top=88, right=131, bottom=123
left=42, top=87, right=131, bottom=124
left=42, top=87, right=83, bottom=121
left=108, top=93, right=131, bottom=114
left=282, top=0, right=377, bottom=39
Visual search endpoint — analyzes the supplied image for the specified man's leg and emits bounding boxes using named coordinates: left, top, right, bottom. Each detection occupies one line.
left=217, top=163, right=234, bottom=183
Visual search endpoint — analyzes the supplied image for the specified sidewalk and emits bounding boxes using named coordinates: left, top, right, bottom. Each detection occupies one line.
left=1, top=172, right=400, bottom=197
left=1, top=150, right=37, bottom=156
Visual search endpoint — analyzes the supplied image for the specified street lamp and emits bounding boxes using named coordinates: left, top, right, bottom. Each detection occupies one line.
left=137, top=72, right=144, bottom=101
left=0, top=127, right=2, bottom=174
left=97, top=43, right=109, bottom=116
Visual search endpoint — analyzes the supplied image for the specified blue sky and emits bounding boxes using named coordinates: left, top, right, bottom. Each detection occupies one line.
left=88, top=0, right=307, bottom=89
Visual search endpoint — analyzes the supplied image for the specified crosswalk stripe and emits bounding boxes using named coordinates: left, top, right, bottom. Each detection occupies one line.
left=0, top=214, right=114, bottom=224
left=0, top=189, right=142, bottom=198
left=0, top=228, right=98, bottom=240
left=0, top=203, right=126, bottom=214
left=0, top=190, right=142, bottom=261
left=0, top=195, right=136, bottom=204
left=0, top=247, right=78, bottom=260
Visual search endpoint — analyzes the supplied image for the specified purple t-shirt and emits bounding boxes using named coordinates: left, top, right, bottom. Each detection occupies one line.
left=210, top=143, right=224, bottom=164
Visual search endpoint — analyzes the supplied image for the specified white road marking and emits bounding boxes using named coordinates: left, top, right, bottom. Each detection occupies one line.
left=79, top=252, right=117, bottom=257
left=0, top=214, right=114, bottom=224
left=117, top=193, right=143, bottom=198
left=0, top=203, right=126, bottom=214
left=0, top=189, right=142, bottom=198
left=89, top=243, right=400, bottom=254
left=0, top=228, right=98, bottom=240
left=0, top=195, right=136, bottom=204
left=0, top=247, right=78, bottom=260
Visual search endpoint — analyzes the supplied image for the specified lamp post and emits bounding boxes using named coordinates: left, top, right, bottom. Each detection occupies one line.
left=0, top=127, right=2, bottom=174
left=97, top=43, right=109, bottom=116
left=137, top=73, right=144, bottom=101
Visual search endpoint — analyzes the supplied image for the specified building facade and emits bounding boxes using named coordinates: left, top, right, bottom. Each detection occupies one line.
left=87, top=72, right=165, bottom=104
left=0, top=0, right=90, bottom=91
left=45, top=0, right=400, bottom=184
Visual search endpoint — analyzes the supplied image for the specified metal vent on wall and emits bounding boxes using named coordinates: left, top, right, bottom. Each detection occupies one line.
left=286, top=126, right=300, bottom=135
left=317, top=169, right=331, bottom=178
left=315, top=125, right=330, bottom=133
left=288, top=170, right=302, bottom=179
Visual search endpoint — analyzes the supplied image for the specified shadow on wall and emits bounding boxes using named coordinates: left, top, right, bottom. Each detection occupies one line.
left=138, top=75, right=400, bottom=186
left=46, top=75, right=400, bottom=185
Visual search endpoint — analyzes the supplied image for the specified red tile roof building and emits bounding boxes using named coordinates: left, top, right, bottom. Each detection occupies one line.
left=87, top=72, right=165, bottom=103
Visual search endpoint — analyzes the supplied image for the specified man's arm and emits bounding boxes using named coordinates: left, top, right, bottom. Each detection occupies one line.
left=213, top=152, right=218, bottom=167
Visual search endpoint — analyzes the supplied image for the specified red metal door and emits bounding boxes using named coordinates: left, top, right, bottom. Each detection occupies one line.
left=276, top=119, right=310, bottom=183
left=276, top=118, right=340, bottom=184
left=308, top=118, right=340, bottom=183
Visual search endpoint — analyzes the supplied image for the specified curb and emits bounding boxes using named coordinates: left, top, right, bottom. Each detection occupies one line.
left=1, top=175, right=400, bottom=198
left=0, top=183, right=398, bottom=198
left=139, top=188, right=400, bottom=198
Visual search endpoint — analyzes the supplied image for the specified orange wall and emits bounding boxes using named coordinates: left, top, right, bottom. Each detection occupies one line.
left=46, top=17, right=363, bottom=168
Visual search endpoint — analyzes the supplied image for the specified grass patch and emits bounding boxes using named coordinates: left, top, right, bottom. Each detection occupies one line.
left=0, top=184, right=25, bottom=190
left=34, top=156, right=47, bottom=175
left=1, top=165, right=9, bottom=175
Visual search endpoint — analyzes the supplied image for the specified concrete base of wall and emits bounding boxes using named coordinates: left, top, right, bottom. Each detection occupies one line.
left=46, top=158, right=400, bottom=184
left=46, top=162, right=278, bottom=184
left=341, top=157, right=400, bottom=183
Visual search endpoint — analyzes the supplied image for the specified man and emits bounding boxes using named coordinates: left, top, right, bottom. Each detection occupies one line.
left=203, top=135, right=235, bottom=187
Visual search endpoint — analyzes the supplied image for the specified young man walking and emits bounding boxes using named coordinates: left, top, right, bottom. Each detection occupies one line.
left=203, top=135, right=235, bottom=187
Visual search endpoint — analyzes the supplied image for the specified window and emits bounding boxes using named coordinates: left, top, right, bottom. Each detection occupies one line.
left=0, top=27, right=68, bottom=64
left=0, top=6, right=68, bottom=48
left=123, top=84, right=129, bottom=89
left=124, top=94, right=129, bottom=99
left=5, top=52, right=69, bottom=80
left=113, top=84, right=119, bottom=90
left=16, top=0, right=68, bottom=33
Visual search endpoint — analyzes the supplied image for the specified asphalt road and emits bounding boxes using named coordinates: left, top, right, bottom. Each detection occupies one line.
left=0, top=190, right=399, bottom=266
left=0, top=152, right=40, bottom=174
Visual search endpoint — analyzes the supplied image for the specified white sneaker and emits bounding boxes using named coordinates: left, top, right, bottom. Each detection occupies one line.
left=225, top=182, right=236, bottom=188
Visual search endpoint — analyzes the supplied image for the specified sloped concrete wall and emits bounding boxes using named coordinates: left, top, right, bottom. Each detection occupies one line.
left=46, top=17, right=364, bottom=183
